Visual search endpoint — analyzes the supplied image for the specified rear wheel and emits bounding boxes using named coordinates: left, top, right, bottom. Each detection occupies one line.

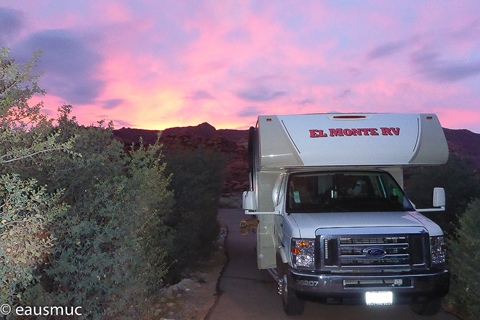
left=409, top=297, right=442, bottom=316
left=277, top=262, right=305, bottom=316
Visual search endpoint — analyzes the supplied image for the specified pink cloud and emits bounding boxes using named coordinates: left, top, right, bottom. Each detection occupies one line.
left=5, top=1, right=479, bottom=132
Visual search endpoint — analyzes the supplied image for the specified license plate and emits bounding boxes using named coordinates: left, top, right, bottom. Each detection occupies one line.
left=365, top=291, right=393, bottom=305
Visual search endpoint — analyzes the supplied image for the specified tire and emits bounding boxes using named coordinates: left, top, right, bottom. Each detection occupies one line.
left=277, top=261, right=305, bottom=316
left=409, top=297, right=442, bottom=316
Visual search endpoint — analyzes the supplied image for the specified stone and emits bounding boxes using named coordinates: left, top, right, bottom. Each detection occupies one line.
left=165, top=284, right=179, bottom=299
left=177, top=278, right=195, bottom=292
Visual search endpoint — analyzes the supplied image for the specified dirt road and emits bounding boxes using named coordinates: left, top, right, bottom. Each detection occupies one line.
left=206, top=209, right=459, bottom=320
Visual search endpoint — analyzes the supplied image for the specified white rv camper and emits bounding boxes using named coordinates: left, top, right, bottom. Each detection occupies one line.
left=243, top=113, right=449, bottom=316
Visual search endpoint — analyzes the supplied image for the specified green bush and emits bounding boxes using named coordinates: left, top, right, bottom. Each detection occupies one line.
left=18, top=113, right=174, bottom=319
left=0, top=174, right=66, bottom=304
left=162, top=148, right=224, bottom=282
left=1, top=47, right=74, bottom=305
left=1, top=106, right=174, bottom=318
left=447, top=198, right=480, bottom=319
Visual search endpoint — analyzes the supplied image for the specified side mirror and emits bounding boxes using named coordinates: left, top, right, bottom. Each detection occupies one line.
left=243, top=191, right=257, bottom=211
left=433, top=187, right=446, bottom=208
left=243, top=191, right=280, bottom=215
left=416, top=187, right=446, bottom=213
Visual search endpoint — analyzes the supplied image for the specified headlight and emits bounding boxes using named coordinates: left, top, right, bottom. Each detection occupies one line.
left=430, top=236, right=447, bottom=265
left=291, top=238, right=315, bottom=269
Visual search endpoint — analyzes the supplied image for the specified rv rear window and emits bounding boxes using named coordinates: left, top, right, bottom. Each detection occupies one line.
left=286, top=171, right=414, bottom=213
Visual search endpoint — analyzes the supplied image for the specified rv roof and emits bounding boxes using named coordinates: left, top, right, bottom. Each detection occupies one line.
left=256, top=113, right=448, bottom=168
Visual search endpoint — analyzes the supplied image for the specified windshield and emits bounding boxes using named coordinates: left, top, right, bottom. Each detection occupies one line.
left=286, top=171, right=414, bottom=213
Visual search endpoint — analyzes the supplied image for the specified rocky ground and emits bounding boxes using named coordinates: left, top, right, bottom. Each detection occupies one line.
left=142, top=223, right=228, bottom=320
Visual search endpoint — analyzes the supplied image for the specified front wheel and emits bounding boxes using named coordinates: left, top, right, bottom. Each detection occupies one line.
left=409, top=297, right=442, bottom=316
left=278, top=268, right=305, bottom=316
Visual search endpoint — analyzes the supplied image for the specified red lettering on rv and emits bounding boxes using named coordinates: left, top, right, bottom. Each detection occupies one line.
left=381, top=127, right=392, bottom=135
left=370, top=128, right=379, bottom=136
left=310, top=127, right=401, bottom=138
left=360, top=128, right=370, bottom=136
left=329, top=128, right=379, bottom=137
left=380, top=127, right=400, bottom=136
left=351, top=128, right=362, bottom=136
left=309, top=129, right=328, bottom=138
left=329, top=128, right=344, bottom=136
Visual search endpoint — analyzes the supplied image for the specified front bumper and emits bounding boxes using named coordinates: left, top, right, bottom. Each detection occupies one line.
left=289, top=268, right=449, bottom=302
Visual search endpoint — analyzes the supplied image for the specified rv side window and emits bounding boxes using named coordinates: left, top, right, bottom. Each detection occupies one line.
left=286, top=171, right=414, bottom=213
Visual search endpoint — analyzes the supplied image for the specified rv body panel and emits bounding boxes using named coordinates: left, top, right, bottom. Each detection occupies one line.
left=244, top=113, right=449, bottom=314
left=257, top=113, right=448, bottom=169
left=288, top=211, right=442, bottom=237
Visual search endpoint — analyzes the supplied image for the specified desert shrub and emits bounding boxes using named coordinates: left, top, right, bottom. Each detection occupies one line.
left=0, top=175, right=67, bottom=304
left=446, top=198, right=480, bottom=319
left=1, top=48, right=74, bottom=305
left=17, top=112, right=174, bottom=319
left=162, top=148, right=224, bottom=282
left=1, top=107, right=174, bottom=318
left=2, top=48, right=175, bottom=318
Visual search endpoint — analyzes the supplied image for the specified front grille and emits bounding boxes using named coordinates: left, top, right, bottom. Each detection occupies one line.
left=320, top=233, right=428, bottom=272
left=343, top=278, right=412, bottom=288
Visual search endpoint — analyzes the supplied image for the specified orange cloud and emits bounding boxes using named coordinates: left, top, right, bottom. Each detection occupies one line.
left=11, top=1, right=478, bottom=133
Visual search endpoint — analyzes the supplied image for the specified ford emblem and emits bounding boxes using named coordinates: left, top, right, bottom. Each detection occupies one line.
left=363, top=247, right=386, bottom=257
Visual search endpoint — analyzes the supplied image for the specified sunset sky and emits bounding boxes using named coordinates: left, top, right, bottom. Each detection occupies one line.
left=1, top=1, right=480, bottom=132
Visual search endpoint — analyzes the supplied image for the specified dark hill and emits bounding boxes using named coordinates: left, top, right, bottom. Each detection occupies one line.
left=443, top=128, right=480, bottom=168
left=113, top=123, right=249, bottom=193
left=113, top=123, right=249, bottom=146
